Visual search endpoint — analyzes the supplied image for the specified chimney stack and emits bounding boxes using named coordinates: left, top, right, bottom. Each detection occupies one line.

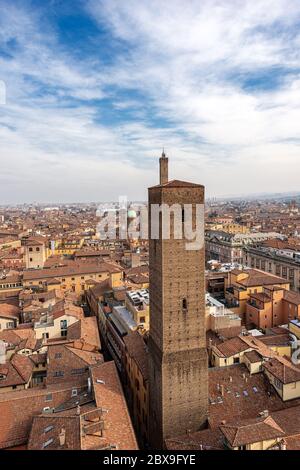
left=159, top=150, right=168, bottom=185
left=0, top=341, right=6, bottom=365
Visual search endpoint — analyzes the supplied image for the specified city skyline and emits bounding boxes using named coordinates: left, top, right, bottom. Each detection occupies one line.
left=1, top=0, right=300, bottom=203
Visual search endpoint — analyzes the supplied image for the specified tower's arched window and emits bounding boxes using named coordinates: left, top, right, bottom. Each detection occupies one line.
left=182, top=298, right=187, bottom=310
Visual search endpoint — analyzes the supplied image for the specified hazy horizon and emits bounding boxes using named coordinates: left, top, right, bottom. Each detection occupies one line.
left=0, top=189, right=300, bottom=207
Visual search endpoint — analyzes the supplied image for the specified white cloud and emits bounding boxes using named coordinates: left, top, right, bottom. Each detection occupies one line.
left=0, top=0, right=300, bottom=202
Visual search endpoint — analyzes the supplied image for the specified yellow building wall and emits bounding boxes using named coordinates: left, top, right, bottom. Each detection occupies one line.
left=265, top=367, right=300, bottom=401
left=289, top=322, right=300, bottom=339
left=283, top=381, right=300, bottom=401
left=270, top=345, right=291, bottom=357
left=211, top=348, right=252, bottom=367
left=24, top=270, right=123, bottom=295
left=264, top=369, right=283, bottom=399
left=232, top=438, right=279, bottom=450
left=0, top=384, right=26, bottom=394
left=110, top=272, right=124, bottom=288
left=126, top=301, right=150, bottom=331
left=125, top=351, right=148, bottom=444
left=0, top=285, right=22, bottom=296
left=243, top=357, right=262, bottom=374
left=0, top=239, right=21, bottom=250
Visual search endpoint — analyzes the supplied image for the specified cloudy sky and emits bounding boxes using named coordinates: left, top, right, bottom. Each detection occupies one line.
left=0, top=0, right=300, bottom=203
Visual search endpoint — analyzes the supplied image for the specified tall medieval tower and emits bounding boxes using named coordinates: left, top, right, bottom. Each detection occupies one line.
left=148, top=152, right=208, bottom=449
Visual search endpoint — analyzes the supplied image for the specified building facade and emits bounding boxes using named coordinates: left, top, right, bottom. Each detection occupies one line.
left=243, top=245, right=300, bottom=293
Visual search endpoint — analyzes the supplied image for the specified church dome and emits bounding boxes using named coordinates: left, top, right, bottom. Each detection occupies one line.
left=128, top=209, right=137, bottom=219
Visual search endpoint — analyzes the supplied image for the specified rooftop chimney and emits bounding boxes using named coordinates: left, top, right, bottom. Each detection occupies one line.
left=0, top=341, right=6, bottom=365
left=159, top=150, right=168, bottom=185
left=59, top=428, right=66, bottom=447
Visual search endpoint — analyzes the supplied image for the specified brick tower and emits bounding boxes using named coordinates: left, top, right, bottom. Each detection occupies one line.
left=148, top=152, right=208, bottom=449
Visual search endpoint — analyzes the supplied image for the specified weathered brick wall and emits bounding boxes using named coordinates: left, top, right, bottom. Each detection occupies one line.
left=148, top=184, right=208, bottom=449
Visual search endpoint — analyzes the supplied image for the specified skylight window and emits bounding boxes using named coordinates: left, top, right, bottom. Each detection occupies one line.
left=43, top=438, right=54, bottom=448
left=44, top=425, right=54, bottom=433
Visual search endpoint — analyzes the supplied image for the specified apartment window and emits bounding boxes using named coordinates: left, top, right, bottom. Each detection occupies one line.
left=139, top=316, right=146, bottom=323
left=81, top=276, right=85, bottom=280
left=276, top=265, right=281, bottom=276
left=53, top=371, right=64, bottom=377
left=45, top=393, right=53, bottom=402
left=233, top=357, right=240, bottom=364
left=71, top=277, right=75, bottom=281
left=29, top=247, right=33, bottom=252
left=29, top=258, right=33, bottom=262
left=55, top=353, right=62, bottom=359
left=71, top=368, right=87, bottom=375
left=182, top=298, right=187, bottom=310
left=43, top=438, right=54, bottom=449
left=60, top=319, right=67, bottom=329
left=282, top=267, right=287, bottom=278
left=36, top=247, right=40, bottom=252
